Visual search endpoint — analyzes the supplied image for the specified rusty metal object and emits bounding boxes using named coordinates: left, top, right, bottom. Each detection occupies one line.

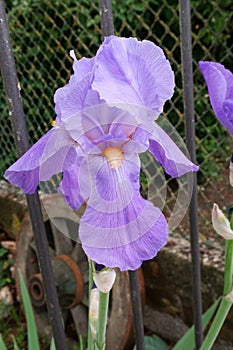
left=28, top=255, right=84, bottom=310
left=29, top=273, right=46, bottom=308
left=52, top=255, right=84, bottom=309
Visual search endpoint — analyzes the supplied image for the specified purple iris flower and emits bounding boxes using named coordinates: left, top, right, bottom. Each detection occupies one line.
left=4, top=37, right=198, bottom=271
left=199, top=61, right=233, bottom=133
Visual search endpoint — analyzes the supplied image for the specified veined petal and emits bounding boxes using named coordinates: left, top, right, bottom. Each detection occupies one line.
left=93, top=36, right=175, bottom=117
left=54, top=73, right=94, bottom=122
left=79, top=152, right=168, bottom=270
left=70, top=50, right=95, bottom=82
left=55, top=51, right=101, bottom=123
left=145, top=122, right=198, bottom=177
left=4, top=127, right=76, bottom=194
left=82, top=205, right=168, bottom=271
left=63, top=104, right=147, bottom=153
left=199, top=61, right=233, bottom=133
left=59, top=152, right=90, bottom=210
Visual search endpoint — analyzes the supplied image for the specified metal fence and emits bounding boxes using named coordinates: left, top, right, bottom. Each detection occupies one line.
left=1, top=0, right=233, bottom=239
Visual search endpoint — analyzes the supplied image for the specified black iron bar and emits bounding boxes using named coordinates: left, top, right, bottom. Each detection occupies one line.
left=99, top=0, right=114, bottom=36
left=128, top=271, right=146, bottom=350
left=98, top=1, right=145, bottom=349
left=0, top=2, right=67, bottom=349
left=179, top=0, right=203, bottom=349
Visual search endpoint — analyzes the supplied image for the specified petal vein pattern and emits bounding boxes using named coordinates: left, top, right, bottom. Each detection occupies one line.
left=80, top=152, right=168, bottom=270
left=148, top=123, right=198, bottom=177
left=93, top=36, right=175, bottom=117
left=4, top=127, right=76, bottom=194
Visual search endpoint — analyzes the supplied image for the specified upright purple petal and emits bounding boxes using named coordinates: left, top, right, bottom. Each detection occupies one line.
left=54, top=74, right=93, bottom=122
left=4, top=127, right=76, bottom=193
left=54, top=50, right=102, bottom=123
left=70, top=50, right=95, bottom=82
left=199, top=61, right=233, bottom=133
left=79, top=152, right=168, bottom=270
left=92, top=36, right=175, bottom=117
left=63, top=104, right=144, bottom=147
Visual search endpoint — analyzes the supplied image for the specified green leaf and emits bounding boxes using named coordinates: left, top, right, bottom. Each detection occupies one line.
left=12, top=336, right=20, bottom=350
left=50, top=337, right=56, bottom=350
left=173, top=297, right=221, bottom=350
left=0, top=248, right=8, bottom=258
left=0, top=335, right=7, bottom=350
left=18, top=269, right=40, bottom=350
left=133, top=335, right=169, bottom=350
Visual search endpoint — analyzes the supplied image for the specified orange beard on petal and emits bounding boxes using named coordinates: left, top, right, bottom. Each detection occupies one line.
left=102, top=147, right=124, bottom=169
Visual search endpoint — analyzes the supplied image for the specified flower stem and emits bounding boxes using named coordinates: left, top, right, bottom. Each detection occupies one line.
left=88, top=260, right=95, bottom=350
left=199, top=297, right=232, bottom=350
left=95, top=291, right=110, bottom=350
left=223, top=239, right=233, bottom=296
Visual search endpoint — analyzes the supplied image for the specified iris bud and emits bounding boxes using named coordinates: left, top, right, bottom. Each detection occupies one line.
left=89, top=288, right=99, bottom=340
left=212, top=203, right=233, bottom=240
left=226, top=290, right=233, bottom=303
left=93, top=268, right=116, bottom=293
left=229, top=155, right=233, bottom=187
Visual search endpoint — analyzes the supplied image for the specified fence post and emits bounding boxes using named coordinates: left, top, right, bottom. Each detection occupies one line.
left=99, top=0, right=114, bottom=36
left=0, top=2, right=67, bottom=349
left=179, top=0, right=203, bottom=348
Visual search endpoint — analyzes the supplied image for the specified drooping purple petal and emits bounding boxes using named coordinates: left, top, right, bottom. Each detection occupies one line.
left=82, top=207, right=167, bottom=271
left=59, top=151, right=90, bottom=210
left=4, top=127, right=76, bottom=193
left=79, top=152, right=168, bottom=270
left=199, top=61, right=233, bottom=133
left=140, top=122, right=199, bottom=177
left=92, top=36, right=175, bottom=118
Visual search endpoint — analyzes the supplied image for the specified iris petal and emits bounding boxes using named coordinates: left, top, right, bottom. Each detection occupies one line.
left=4, top=127, right=75, bottom=193
left=146, top=123, right=198, bottom=177
left=81, top=202, right=168, bottom=271
left=79, top=152, right=168, bottom=270
left=199, top=61, right=233, bottom=134
left=70, top=50, right=95, bottom=82
left=54, top=74, right=93, bottom=122
left=64, top=104, right=139, bottom=142
left=93, top=36, right=175, bottom=117
left=59, top=151, right=89, bottom=210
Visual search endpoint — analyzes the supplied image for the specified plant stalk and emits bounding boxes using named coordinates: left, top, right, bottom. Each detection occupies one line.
left=95, top=291, right=110, bottom=350
left=88, top=260, right=95, bottom=350
left=223, top=240, right=233, bottom=296
left=199, top=297, right=232, bottom=350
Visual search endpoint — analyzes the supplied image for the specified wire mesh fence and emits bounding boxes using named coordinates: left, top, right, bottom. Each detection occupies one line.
left=1, top=0, right=233, bottom=241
